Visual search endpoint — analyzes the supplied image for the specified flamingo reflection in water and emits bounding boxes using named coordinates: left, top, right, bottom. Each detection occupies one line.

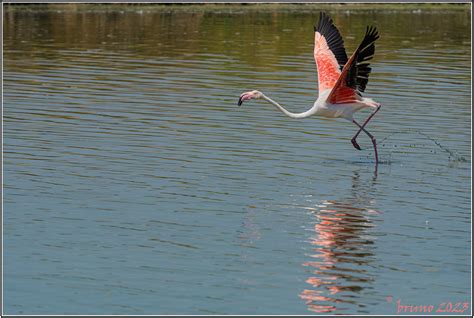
left=300, top=171, right=380, bottom=313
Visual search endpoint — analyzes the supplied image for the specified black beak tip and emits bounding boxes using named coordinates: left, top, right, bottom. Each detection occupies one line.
left=237, top=98, right=243, bottom=106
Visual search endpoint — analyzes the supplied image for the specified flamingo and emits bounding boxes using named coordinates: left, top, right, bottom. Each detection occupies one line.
left=238, top=12, right=381, bottom=164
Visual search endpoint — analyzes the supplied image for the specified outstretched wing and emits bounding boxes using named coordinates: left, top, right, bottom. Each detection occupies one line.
left=327, top=26, right=379, bottom=104
left=314, top=12, right=348, bottom=93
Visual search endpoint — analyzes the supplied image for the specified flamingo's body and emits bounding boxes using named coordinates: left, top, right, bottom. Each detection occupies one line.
left=238, top=12, right=382, bottom=164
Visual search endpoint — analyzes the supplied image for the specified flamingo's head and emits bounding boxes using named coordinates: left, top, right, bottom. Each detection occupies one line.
left=238, top=90, right=263, bottom=106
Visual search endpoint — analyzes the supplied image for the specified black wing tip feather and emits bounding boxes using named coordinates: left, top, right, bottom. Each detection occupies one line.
left=315, top=12, right=331, bottom=31
left=346, top=24, right=380, bottom=93
left=363, top=26, right=380, bottom=46
left=366, top=25, right=379, bottom=37
left=314, top=12, right=348, bottom=70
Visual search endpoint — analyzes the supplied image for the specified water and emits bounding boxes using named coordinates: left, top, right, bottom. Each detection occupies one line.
left=3, top=5, right=471, bottom=315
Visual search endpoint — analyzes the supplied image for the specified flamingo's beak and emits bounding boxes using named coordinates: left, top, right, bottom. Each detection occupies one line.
left=238, top=93, right=252, bottom=106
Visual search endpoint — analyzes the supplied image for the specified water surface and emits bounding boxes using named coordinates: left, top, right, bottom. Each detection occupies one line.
left=3, top=5, right=471, bottom=315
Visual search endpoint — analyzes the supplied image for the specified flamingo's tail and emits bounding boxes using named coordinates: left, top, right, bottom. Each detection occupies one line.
left=362, top=97, right=381, bottom=108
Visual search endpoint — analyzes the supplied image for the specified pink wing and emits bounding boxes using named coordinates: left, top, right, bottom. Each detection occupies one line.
left=314, top=12, right=348, bottom=93
left=326, top=53, right=360, bottom=104
left=327, top=26, right=379, bottom=104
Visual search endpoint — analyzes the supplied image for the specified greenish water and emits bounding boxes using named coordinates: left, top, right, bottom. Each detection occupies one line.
left=3, top=5, right=471, bottom=315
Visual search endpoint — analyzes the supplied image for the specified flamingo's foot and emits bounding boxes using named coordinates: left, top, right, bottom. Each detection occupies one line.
left=351, top=138, right=362, bottom=151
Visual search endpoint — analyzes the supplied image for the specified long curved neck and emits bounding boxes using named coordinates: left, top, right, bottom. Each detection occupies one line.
left=262, top=94, right=316, bottom=119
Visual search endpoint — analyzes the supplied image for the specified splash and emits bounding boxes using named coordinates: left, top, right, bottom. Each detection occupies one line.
left=378, top=129, right=467, bottom=163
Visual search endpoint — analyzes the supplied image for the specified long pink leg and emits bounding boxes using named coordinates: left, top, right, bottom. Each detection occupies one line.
left=351, top=105, right=381, bottom=164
